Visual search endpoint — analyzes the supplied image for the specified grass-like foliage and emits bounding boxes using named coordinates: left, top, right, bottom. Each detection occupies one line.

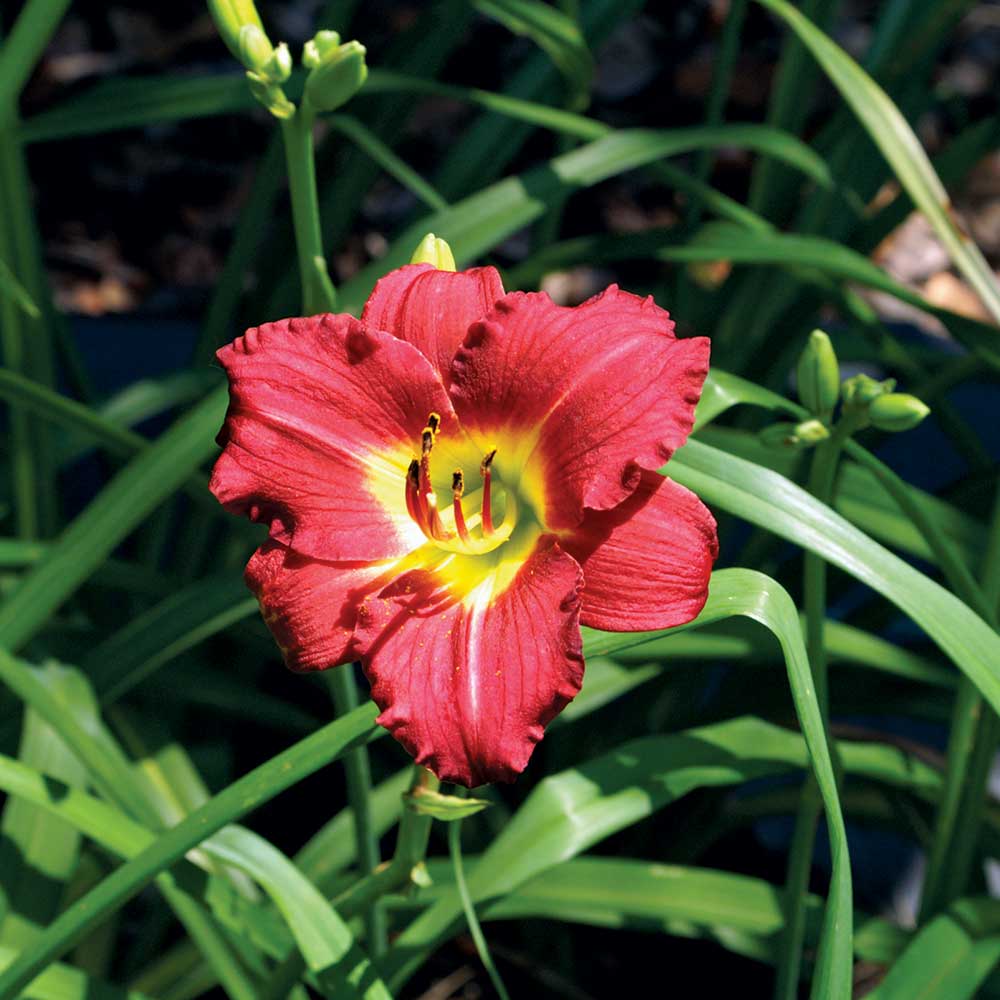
left=0, top=1, right=999, bottom=997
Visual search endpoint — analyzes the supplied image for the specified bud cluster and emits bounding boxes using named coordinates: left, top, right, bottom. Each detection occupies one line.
left=207, top=0, right=367, bottom=120
left=761, top=328, right=930, bottom=451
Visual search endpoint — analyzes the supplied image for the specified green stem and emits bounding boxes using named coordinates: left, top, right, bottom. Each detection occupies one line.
left=258, top=766, right=438, bottom=1000
left=919, top=480, right=1000, bottom=919
left=838, top=433, right=1000, bottom=918
left=279, top=86, right=381, bottom=962
left=326, top=667, right=387, bottom=957
left=984, top=483, right=1000, bottom=614
left=773, top=420, right=852, bottom=1000
left=747, top=0, right=837, bottom=218
left=333, top=767, right=438, bottom=922
left=690, top=0, right=747, bottom=226
left=0, top=245, right=37, bottom=540
left=0, top=59, right=57, bottom=538
left=772, top=781, right=822, bottom=1000
left=804, top=423, right=856, bottom=710
left=279, top=103, right=337, bottom=315
left=0, top=13, right=67, bottom=539
left=449, top=798, right=511, bottom=1000
left=194, top=134, right=286, bottom=365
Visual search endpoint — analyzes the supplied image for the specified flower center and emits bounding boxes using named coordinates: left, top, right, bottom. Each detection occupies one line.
left=404, top=413, right=516, bottom=555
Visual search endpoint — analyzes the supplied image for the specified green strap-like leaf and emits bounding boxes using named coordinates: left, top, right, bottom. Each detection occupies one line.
left=661, top=223, right=1000, bottom=369
left=390, top=856, right=912, bottom=974
left=473, top=0, right=593, bottom=108
left=206, top=827, right=391, bottom=1000
left=338, top=125, right=834, bottom=312
left=864, top=899, right=1000, bottom=1000
left=0, top=944, right=151, bottom=1000
left=81, top=576, right=256, bottom=704
left=384, top=568, right=852, bottom=1000
left=0, top=386, right=227, bottom=652
left=0, top=656, right=159, bottom=827
left=295, top=769, right=412, bottom=892
left=328, top=115, right=448, bottom=212
left=0, top=664, right=90, bottom=948
left=0, top=258, right=38, bottom=319
left=755, top=0, right=1000, bottom=325
left=669, top=440, right=1000, bottom=716
left=0, top=702, right=381, bottom=998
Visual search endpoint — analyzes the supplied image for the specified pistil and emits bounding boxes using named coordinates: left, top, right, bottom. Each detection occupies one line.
left=480, top=449, right=497, bottom=536
left=452, top=470, right=471, bottom=543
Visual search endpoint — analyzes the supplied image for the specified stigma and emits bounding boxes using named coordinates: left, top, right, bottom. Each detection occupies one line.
left=404, top=414, right=514, bottom=555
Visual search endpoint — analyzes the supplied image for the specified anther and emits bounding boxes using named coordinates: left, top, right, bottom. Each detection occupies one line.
left=403, top=421, right=513, bottom=554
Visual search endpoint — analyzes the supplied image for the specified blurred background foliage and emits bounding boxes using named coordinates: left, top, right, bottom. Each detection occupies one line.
left=1, top=0, right=1000, bottom=997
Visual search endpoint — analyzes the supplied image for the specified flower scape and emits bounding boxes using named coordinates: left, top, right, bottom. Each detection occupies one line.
left=210, top=243, right=718, bottom=786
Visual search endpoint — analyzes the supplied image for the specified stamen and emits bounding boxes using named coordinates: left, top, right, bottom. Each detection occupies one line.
left=480, top=449, right=497, bottom=536
left=452, top=469, right=471, bottom=543
left=424, top=491, right=450, bottom=541
left=405, top=459, right=421, bottom=525
left=403, top=419, right=512, bottom=554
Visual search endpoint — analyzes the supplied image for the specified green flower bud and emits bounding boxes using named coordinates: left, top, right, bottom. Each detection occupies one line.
left=759, top=422, right=806, bottom=451
left=263, top=41, right=292, bottom=83
left=410, top=233, right=457, bottom=271
left=409, top=861, right=433, bottom=888
left=759, top=418, right=830, bottom=451
left=238, top=24, right=274, bottom=73
left=868, top=393, right=930, bottom=433
left=796, top=329, right=840, bottom=419
left=303, top=30, right=342, bottom=69
left=795, top=418, right=831, bottom=445
left=842, top=373, right=895, bottom=411
left=303, top=39, right=368, bottom=112
left=208, top=0, right=268, bottom=66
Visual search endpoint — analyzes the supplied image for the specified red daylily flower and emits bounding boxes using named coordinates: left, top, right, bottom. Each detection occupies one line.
left=210, top=258, right=717, bottom=786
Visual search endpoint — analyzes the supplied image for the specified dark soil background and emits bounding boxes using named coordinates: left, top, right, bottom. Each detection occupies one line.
left=17, top=1, right=1000, bottom=326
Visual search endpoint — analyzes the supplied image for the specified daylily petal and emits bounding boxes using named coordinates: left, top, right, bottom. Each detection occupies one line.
left=353, top=536, right=584, bottom=786
left=246, top=541, right=400, bottom=671
left=210, top=313, right=459, bottom=561
left=565, top=470, right=718, bottom=631
left=361, top=263, right=505, bottom=386
left=449, top=286, right=710, bottom=530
